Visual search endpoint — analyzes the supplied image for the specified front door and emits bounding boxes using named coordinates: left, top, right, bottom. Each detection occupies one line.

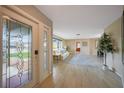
left=0, top=8, right=38, bottom=88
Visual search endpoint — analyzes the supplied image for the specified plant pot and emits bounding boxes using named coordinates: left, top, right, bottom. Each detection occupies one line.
left=102, top=64, right=108, bottom=70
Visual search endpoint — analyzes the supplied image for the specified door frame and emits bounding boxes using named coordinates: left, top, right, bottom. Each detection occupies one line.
left=5, top=6, right=53, bottom=77
left=76, top=41, right=81, bottom=52
left=39, top=23, right=52, bottom=82
left=0, top=6, right=39, bottom=88
left=0, top=6, right=2, bottom=88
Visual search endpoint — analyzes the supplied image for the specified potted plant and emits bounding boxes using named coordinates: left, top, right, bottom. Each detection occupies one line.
left=97, top=33, right=115, bottom=70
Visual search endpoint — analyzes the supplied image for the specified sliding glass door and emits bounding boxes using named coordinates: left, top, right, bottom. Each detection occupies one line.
left=2, top=18, right=32, bottom=88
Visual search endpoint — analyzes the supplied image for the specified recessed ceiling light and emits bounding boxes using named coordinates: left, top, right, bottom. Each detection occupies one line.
left=76, top=34, right=80, bottom=36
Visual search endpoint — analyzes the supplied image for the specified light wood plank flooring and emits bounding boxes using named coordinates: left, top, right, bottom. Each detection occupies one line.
left=36, top=53, right=123, bottom=88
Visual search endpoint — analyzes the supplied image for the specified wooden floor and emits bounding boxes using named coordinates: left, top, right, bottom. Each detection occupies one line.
left=36, top=53, right=123, bottom=88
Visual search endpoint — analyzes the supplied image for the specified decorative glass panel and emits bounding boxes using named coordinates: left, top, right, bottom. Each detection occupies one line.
left=43, top=30, right=48, bottom=72
left=53, top=38, right=63, bottom=50
left=2, top=18, right=32, bottom=88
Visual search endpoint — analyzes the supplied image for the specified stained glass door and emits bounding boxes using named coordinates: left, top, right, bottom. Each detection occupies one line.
left=2, top=17, right=32, bottom=88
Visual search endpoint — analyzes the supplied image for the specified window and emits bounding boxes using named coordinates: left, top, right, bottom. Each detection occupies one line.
left=53, top=38, right=63, bottom=50
left=76, top=42, right=81, bottom=48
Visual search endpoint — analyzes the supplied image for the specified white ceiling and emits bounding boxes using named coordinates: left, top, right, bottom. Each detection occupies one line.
left=36, top=5, right=123, bottom=39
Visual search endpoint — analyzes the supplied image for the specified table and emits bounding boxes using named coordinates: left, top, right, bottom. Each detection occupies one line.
left=53, top=53, right=61, bottom=63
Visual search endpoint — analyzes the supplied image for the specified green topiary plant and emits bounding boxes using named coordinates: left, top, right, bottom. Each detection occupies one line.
left=97, top=33, right=115, bottom=67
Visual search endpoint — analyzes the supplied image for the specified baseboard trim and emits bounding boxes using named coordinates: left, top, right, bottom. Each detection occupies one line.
left=33, top=73, right=52, bottom=88
left=105, top=65, right=123, bottom=87
left=107, top=66, right=122, bottom=78
left=115, top=71, right=122, bottom=79
left=115, top=71, right=124, bottom=88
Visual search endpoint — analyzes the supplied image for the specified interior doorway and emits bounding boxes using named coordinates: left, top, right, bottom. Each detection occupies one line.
left=76, top=42, right=81, bottom=52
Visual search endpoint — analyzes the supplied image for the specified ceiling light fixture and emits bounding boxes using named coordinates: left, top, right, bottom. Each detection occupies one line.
left=76, top=34, right=80, bottom=36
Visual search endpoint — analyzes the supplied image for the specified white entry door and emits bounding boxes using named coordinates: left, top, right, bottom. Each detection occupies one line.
left=0, top=7, right=38, bottom=88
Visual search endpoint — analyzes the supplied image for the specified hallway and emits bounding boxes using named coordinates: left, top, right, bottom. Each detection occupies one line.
left=36, top=54, right=123, bottom=88
left=0, top=5, right=124, bottom=89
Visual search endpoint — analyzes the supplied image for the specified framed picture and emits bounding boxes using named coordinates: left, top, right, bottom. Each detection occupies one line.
left=82, top=42, right=87, bottom=46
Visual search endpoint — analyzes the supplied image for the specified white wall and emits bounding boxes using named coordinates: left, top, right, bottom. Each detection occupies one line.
left=65, top=38, right=97, bottom=55
left=104, top=17, right=123, bottom=83
left=89, top=39, right=98, bottom=55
